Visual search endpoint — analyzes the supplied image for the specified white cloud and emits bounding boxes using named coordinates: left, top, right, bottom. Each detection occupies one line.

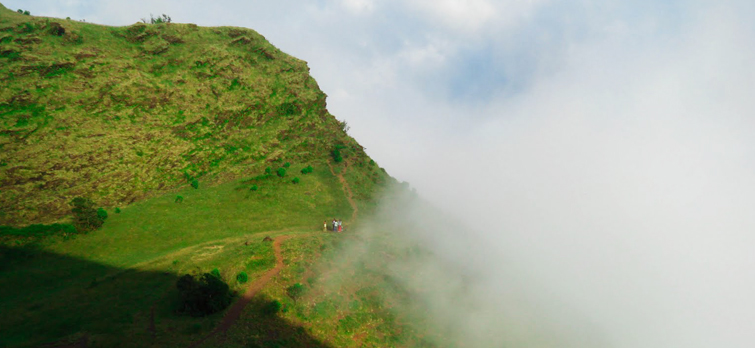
left=341, top=0, right=374, bottom=14
left=404, top=0, right=546, bottom=33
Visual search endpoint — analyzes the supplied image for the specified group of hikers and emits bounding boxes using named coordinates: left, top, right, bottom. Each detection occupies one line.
left=324, top=219, right=344, bottom=232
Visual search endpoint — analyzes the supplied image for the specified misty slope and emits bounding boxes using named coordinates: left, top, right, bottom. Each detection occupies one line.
left=0, top=4, right=374, bottom=225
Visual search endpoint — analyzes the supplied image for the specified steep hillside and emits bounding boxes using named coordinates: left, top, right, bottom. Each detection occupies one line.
left=0, top=6, right=449, bottom=348
left=0, top=5, right=377, bottom=225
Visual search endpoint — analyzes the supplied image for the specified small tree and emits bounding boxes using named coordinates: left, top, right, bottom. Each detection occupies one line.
left=276, top=167, right=286, bottom=177
left=70, top=197, right=106, bottom=232
left=176, top=273, right=233, bottom=317
left=286, top=283, right=306, bottom=304
left=191, top=179, right=199, bottom=189
left=236, top=272, right=248, bottom=284
left=292, top=177, right=300, bottom=184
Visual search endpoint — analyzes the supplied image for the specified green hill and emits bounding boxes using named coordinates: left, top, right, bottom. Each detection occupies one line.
left=0, top=5, right=457, bottom=348
left=0, top=4, right=384, bottom=226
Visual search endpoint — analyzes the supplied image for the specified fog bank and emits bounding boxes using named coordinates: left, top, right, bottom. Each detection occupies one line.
left=374, top=3, right=755, bottom=347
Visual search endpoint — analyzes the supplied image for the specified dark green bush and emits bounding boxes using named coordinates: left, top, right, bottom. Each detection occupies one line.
left=70, top=197, right=106, bottom=232
left=96, top=208, right=108, bottom=221
left=176, top=273, right=233, bottom=317
left=332, top=148, right=343, bottom=163
left=175, top=195, right=184, bottom=203
left=236, top=272, right=248, bottom=284
left=190, top=179, right=199, bottom=189
left=114, top=207, right=121, bottom=214
left=265, top=166, right=272, bottom=174
left=263, top=300, right=281, bottom=315
left=276, top=167, right=286, bottom=177
left=250, top=184, right=258, bottom=191
left=210, top=268, right=221, bottom=278
left=292, top=177, right=300, bottom=184
left=283, top=162, right=291, bottom=168
left=300, top=165, right=313, bottom=174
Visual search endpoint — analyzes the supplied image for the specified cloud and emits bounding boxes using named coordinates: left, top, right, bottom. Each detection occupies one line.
left=382, top=2, right=755, bottom=347
left=341, top=0, right=374, bottom=14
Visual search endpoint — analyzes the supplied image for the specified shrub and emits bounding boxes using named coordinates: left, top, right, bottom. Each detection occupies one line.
left=236, top=272, right=248, bottom=284
left=276, top=167, right=286, bottom=177
left=175, top=195, right=184, bottom=203
left=176, top=273, right=233, bottom=317
left=265, top=166, right=272, bottom=174
left=70, top=197, right=106, bottom=232
left=142, top=13, right=171, bottom=24
left=292, top=177, right=300, bottom=184
left=300, top=165, right=313, bottom=174
left=286, top=283, right=306, bottom=303
left=332, top=148, right=343, bottom=163
left=190, top=179, right=199, bottom=189
left=96, top=208, right=108, bottom=221
left=210, top=268, right=221, bottom=278
left=263, top=300, right=281, bottom=315
left=114, top=207, right=121, bottom=214
left=283, top=162, right=291, bottom=168
left=250, top=184, right=258, bottom=191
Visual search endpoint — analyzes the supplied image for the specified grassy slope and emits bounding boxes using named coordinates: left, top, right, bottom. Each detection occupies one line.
left=0, top=6, right=448, bottom=348
left=0, top=5, right=375, bottom=225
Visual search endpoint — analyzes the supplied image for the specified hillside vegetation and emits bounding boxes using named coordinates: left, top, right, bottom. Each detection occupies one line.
left=0, top=3, right=380, bottom=226
left=0, top=5, right=459, bottom=348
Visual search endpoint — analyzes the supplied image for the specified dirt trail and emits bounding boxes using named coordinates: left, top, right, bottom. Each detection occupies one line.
left=190, top=235, right=291, bottom=348
left=328, top=160, right=359, bottom=222
left=51, top=161, right=360, bottom=348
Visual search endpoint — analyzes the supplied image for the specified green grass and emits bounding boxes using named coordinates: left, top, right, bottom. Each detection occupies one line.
left=0, top=5, right=371, bottom=226
left=0, top=5, right=433, bottom=348
left=0, top=158, right=354, bottom=347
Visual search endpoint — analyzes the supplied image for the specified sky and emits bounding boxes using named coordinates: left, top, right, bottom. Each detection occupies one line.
left=7, top=0, right=755, bottom=347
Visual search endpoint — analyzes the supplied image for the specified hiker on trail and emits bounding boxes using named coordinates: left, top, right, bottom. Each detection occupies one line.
left=332, top=218, right=337, bottom=232
left=323, top=220, right=327, bottom=232
left=338, top=219, right=343, bottom=232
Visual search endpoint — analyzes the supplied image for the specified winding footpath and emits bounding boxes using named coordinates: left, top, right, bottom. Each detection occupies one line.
left=190, top=236, right=291, bottom=347
left=328, top=159, right=358, bottom=222
left=51, top=160, right=359, bottom=348
left=191, top=159, right=358, bottom=347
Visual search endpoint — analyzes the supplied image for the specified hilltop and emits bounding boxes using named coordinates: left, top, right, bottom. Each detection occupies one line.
left=0, top=4, right=384, bottom=226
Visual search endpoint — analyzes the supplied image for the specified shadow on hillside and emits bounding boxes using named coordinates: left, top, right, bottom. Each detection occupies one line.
left=200, top=296, right=332, bottom=348
left=0, top=245, right=330, bottom=348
